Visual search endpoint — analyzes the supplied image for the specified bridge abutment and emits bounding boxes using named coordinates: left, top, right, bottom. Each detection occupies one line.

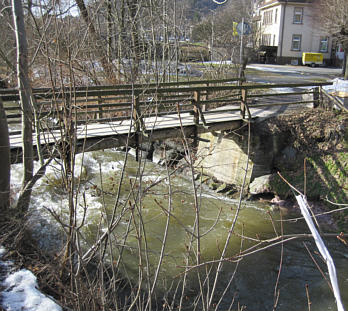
left=195, top=121, right=287, bottom=190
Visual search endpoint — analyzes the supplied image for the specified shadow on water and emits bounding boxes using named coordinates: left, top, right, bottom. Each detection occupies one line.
left=217, top=219, right=348, bottom=311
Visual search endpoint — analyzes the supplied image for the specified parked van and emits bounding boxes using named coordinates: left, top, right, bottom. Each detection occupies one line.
left=302, top=52, right=323, bottom=67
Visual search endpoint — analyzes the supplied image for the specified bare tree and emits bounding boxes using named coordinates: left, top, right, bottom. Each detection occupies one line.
left=191, top=0, right=252, bottom=63
left=0, top=0, right=16, bottom=85
left=315, top=0, right=348, bottom=79
left=0, top=97, right=10, bottom=211
left=126, top=0, right=142, bottom=81
left=12, top=0, right=34, bottom=214
left=75, top=0, right=118, bottom=84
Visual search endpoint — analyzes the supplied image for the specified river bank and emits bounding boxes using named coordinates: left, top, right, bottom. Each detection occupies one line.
left=249, top=108, right=348, bottom=229
left=152, top=108, right=348, bottom=231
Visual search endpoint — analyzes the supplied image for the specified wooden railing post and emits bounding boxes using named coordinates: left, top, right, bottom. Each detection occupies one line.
left=319, top=86, right=323, bottom=108
left=240, top=88, right=247, bottom=119
left=193, top=91, right=200, bottom=125
left=313, top=86, right=319, bottom=108
left=97, top=96, right=103, bottom=119
left=154, top=93, right=158, bottom=115
left=193, top=90, right=208, bottom=130
left=202, top=82, right=209, bottom=112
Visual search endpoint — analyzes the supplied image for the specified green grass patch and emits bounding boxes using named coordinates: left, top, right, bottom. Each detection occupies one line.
left=270, top=150, right=348, bottom=229
left=270, top=152, right=348, bottom=202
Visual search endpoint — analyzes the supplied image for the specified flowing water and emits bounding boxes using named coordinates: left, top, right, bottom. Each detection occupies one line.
left=10, top=148, right=348, bottom=310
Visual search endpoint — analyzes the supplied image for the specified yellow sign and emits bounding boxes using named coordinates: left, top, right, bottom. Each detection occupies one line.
left=233, top=22, right=238, bottom=36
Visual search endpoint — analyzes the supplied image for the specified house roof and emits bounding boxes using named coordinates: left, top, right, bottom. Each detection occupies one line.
left=258, top=0, right=313, bottom=9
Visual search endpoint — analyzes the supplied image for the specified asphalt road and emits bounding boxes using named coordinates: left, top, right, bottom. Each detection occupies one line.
left=246, top=64, right=348, bottom=110
left=246, top=63, right=342, bottom=84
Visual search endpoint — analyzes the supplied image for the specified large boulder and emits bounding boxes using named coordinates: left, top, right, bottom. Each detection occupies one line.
left=249, top=174, right=273, bottom=195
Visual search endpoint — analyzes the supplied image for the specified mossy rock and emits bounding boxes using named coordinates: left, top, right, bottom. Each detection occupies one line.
left=208, top=181, right=218, bottom=190
left=216, top=183, right=228, bottom=193
left=226, top=188, right=238, bottom=197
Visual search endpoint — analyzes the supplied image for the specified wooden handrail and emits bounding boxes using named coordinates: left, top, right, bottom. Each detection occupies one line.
left=321, top=88, right=348, bottom=112
left=0, top=78, right=242, bottom=98
left=4, top=80, right=334, bottom=134
left=0, top=81, right=332, bottom=102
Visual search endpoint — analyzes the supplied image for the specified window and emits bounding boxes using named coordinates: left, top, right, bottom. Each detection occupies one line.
left=263, top=10, right=273, bottom=25
left=293, top=7, right=303, bottom=24
left=319, top=37, right=328, bottom=52
left=291, top=34, right=302, bottom=51
left=262, top=34, right=272, bottom=46
left=275, top=8, right=278, bottom=23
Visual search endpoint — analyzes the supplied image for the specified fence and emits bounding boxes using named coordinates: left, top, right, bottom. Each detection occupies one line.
left=1, top=79, right=332, bottom=137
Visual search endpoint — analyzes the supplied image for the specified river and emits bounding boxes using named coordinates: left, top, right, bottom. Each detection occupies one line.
left=10, top=148, right=348, bottom=310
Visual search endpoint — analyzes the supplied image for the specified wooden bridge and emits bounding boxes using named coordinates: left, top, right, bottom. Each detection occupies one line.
left=0, top=78, right=332, bottom=164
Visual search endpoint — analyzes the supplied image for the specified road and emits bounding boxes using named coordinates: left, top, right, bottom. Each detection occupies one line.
left=246, top=63, right=342, bottom=84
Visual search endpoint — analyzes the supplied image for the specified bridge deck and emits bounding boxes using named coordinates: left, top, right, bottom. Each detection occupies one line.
left=5, top=79, right=331, bottom=163
left=9, top=103, right=305, bottom=149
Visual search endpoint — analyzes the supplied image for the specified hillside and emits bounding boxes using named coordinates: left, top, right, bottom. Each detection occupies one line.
left=181, top=0, right=221, bottom=19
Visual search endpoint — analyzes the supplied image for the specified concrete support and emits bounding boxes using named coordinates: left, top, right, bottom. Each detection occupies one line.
left=196, top=125, right=287, bottom=189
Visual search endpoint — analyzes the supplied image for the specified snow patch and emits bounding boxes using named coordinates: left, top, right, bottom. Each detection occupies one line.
left=0, top=247, right=5, bottom=257
left=1, top=246, right=62, bottom=311
left=270, top=87, right=296, bottom=93
left=203, top=60, right=233, bottom=65
left=297, top=85, right=316, bottom=90
left=331, top=78, right=348, bottom=96
left=2, top=270, right=62, bottom=311
left=247, top=64, right=299, bottom=73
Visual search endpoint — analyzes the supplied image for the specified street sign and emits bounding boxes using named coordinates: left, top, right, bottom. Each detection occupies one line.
left=236, top=22, right=251, bottom=35
left=232, top=22, right=238, bottom=36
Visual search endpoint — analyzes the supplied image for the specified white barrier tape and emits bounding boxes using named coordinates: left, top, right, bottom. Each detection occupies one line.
left=296, top=195, right=345, bottom=311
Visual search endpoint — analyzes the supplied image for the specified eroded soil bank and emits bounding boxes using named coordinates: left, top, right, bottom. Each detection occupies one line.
left=264, top=109, right=347, bottom=228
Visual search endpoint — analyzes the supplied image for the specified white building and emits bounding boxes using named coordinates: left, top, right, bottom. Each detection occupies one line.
left=255, top=0, right=333, bottom=65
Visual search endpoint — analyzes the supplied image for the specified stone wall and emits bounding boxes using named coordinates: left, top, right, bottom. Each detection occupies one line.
left=195, top=122, right=287, bottom=188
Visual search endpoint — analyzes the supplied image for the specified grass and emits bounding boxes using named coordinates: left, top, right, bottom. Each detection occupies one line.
left=269, top=150, right=348, bottom=229
left=271, top=153, right=347, bottom=200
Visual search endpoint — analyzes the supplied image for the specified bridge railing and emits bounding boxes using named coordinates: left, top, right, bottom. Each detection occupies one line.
left=1, top=79, right=332, bottom=137
left=1, top=78, right=242, bottom=134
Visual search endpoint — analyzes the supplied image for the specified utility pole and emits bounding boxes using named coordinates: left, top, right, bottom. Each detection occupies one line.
left=239, top=17, right=244, bottom=64
left=211, top=10, right=214, bottom=61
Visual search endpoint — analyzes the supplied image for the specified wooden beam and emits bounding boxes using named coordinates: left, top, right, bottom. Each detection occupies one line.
left=1, top=81, right=333, bottom=102
left=241, top=88, right=247, bottom=119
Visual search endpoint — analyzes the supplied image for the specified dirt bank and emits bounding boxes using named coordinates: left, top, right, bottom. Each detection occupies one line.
left=262, top=108, right=348, bottom=229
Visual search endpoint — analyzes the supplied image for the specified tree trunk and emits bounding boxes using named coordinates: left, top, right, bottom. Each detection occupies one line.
left=344, top=53, right=348, bottom=80
left=0, top=97, right=10, bottom=211
left=106, top=0, right=112, bottom=64
left=12, top=0, right=34, bottom=214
